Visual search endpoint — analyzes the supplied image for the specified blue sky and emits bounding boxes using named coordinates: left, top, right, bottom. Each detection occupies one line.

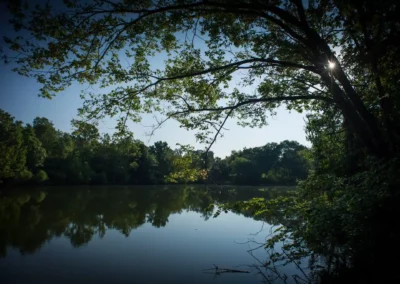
left=0, top=1, right=309, bottom=158
left=0, top=65, right=309, bottom=157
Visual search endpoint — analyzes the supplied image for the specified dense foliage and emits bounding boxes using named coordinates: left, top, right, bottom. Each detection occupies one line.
left=0, top=109, right=308, bottom=186
left=3, top=0, right=400, bottom=282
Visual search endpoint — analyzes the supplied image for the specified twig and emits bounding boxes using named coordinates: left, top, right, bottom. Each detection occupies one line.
left=202, top=264, right=250, bottom=274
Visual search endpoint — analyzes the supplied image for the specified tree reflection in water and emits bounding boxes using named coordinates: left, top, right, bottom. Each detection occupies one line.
left=0, top=185, right=292, bottom=257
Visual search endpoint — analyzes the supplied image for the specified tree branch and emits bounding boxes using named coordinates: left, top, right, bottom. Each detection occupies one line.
left=171, top=95, right=334, bottom=116
left=157, top=58, right=317, bottom=80
left=291, top=0, right=308, bottom=25
left=205, top=108, right=233, bottom=164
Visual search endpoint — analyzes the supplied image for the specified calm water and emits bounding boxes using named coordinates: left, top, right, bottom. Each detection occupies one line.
left=0, top=185, right=301, bottom=284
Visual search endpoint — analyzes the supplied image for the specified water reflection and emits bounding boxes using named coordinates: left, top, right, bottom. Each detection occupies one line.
left=0, top=185, right=290, bottom=258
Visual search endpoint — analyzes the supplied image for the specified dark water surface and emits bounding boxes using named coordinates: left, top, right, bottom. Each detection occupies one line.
left=0, top=185, right=298, bottom=284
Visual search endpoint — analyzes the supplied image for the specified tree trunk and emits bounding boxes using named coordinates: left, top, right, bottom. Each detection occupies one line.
left=319, top=71, right=387, bottom=158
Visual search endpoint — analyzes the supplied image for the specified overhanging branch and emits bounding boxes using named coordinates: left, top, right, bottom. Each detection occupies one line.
left=171, top=95, right=334, bottom=115
left=151, top=58, right=317, bottom=81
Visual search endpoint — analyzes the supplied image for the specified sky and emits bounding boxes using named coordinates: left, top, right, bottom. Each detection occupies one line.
left=0, top=1, right=310, bottom=158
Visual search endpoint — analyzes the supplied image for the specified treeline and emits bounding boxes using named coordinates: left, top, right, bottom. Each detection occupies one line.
left=0, top=109, right=309, bottom=186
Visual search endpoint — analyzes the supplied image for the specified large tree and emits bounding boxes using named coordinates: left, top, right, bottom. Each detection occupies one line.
left=149, top=141, right=174, bottom=183
left=3, top=3, right=400, bottom=278
left=3, top=0, right=400, bottom=158
left=32, top=117, right=59, bottom=157
left=23, top=124, right=47, bottom=173
left=0, top=110, right=27, bottom=183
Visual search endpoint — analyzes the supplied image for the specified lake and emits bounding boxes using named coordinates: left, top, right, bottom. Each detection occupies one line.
left=0, top=185, right=303, bottom=283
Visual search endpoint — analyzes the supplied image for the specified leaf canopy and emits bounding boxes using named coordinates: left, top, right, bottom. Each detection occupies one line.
left=3, top=0, right=400, bottom=154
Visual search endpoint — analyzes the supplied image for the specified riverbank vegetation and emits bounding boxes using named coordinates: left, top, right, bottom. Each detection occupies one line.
left=3, top=0, right=400, bottom=282
left=0, top=109, right=309, bottom=186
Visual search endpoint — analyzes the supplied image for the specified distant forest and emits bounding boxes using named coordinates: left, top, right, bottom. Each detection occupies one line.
left=0, top=109, right=309, bottom=186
